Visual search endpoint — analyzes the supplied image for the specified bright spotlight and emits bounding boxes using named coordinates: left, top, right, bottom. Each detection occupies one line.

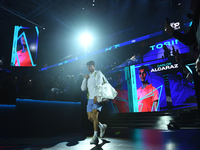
left=79, top=33, right=92, bottom=46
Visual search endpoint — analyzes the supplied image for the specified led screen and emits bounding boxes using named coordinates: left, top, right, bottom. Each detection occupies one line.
left=105, top=58, right=197, bottom=113
left=10, top=26, right=39, bottom=67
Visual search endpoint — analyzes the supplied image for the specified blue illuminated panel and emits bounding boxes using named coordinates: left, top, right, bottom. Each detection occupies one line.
left=0, top=98, right=81, bottom=105
left=16, top=98, right=81, bottom=104
left=184, top=21, right=193, bottom=28
left=0, top=104, right=16, bottom=108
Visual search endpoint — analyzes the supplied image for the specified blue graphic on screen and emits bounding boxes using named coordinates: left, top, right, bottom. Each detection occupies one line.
left=143, top=38, right=190, bottom=62
left=11, top=26, right=39, bottom=67
left=169, top=73, right=197, bottom=109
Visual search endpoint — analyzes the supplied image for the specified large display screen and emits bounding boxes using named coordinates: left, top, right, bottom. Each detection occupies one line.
left=106, top=58, right=197, bottom=113
left=10, top=26, right=39, bottom=67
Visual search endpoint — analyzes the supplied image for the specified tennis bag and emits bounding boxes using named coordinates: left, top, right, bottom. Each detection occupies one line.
left=95, top=71, right=118, bottom=103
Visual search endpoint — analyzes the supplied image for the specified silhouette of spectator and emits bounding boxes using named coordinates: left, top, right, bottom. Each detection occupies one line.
left=163, top=45, right=171, bottom=58
left=165, top=0, right=200, bottom=74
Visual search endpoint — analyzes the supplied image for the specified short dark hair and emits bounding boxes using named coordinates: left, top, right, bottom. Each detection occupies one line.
left=139, top=65, right=149, bottom=74
left=86, top=61, right=95, bottom=66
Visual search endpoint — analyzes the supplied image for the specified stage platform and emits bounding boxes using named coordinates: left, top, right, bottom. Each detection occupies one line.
left=0, top=128, right=200, bottom=150
left=1, top=99, right=199, bottom=150
left=99, top=108, right=200, bottom=130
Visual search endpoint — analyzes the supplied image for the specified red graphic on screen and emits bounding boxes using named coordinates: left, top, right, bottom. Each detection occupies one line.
left=15, top=36, right=32, bottom=66
left=137, top=84, right=159, bottom=112
left=113, top=89, right=129, bottom=113
left=112, top=72, right=129, bottom=113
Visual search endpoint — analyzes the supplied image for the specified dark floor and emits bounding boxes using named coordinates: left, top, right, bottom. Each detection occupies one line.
left=0, top=128, right=200, bottom=150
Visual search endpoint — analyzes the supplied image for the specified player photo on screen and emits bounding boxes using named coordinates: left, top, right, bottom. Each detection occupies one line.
left=135, top=65, right=167, bottom=112
left=10, top=26, right=39, bottom=67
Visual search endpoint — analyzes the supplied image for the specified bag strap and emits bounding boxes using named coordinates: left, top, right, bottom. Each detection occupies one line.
left=99, top=71, right=108, bottom=84
left=95, top=70, right=108, bottom=86
left=100, top=71, right=108, bottom=84
left=95, top=71, right=103, bottom=86
left=94, top=71, right=99, bottom=83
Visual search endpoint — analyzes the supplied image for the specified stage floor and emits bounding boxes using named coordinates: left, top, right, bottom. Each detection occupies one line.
left=1, top=128, right=200, bottom=150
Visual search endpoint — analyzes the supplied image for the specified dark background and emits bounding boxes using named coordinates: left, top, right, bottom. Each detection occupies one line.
left=0, top=0, right=192, bottom=71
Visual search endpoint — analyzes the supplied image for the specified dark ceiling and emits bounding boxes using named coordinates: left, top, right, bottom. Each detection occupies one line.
left=0, top=0, right=192, bottom=68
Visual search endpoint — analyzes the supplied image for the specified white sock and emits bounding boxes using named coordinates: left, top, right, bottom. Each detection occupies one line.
left=98, top=122, right=103, bottom=129
left=94, top=131, right=98, bottom=137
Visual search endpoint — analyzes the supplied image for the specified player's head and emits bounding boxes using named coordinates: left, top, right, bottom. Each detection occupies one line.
left=115, top=71, right=123, bottom=85
left=86, top=61, right=95, bottom=73
left=20, top=36, right=26, bottom=45
left=139, top=66, right=149, bottom=83
left=190, top=0, right=199, bottom=14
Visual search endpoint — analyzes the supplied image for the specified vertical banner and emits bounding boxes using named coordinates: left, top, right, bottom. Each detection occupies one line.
left=125, top=65, right=138, bottom=112
left=125, top=66, right=132, bottom=112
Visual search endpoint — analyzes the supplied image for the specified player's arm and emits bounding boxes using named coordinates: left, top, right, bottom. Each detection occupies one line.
left=165, top=18, right=195, bottom=46
left=172, top=23, right=196, bottom=46
left=81, top=74, right=89, bottom=91
left=94, top=71, right=104, bottom=104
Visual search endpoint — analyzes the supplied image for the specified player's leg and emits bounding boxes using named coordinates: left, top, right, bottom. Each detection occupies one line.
left=90, top=109, right=99, bottom=145
left=92, top=103, right=107, bottom=138
left=92, top=109, right=99, bottom=131
left=87, top=112, right=93, bottom=123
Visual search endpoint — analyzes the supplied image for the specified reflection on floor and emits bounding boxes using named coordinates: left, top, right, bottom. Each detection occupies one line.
left=1, top=128, right=200, bottom=150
